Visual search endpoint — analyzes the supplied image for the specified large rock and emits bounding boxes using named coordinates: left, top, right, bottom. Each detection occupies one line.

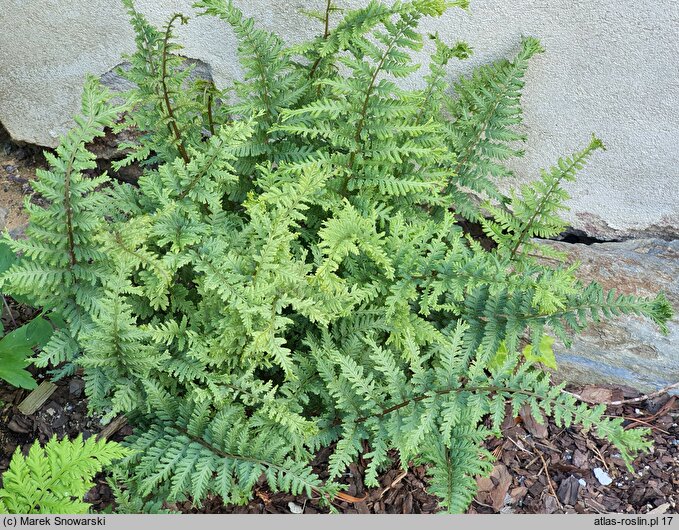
left=542, top=239, right=679, bottom=394
left=1, top=1, right=678, bottom=239
left=0, top=207, right=8, bottom=231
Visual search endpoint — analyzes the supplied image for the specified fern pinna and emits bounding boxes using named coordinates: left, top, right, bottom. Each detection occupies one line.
left=0, top=0, right=672, bottom=513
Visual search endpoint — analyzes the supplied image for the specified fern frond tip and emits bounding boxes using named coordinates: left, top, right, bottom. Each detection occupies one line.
left=589, top=134, right=606, bottom=152
left=520, top=36, right=545, bottom=57
left=648, top=292, right=673, bottom=334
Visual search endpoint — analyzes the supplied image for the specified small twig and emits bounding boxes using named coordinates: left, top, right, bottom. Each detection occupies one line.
left=524, top=456, right=540, bottom=469
left=97, top=416, right=128, bottom=440
left=379, top=470, right=407, bottom=500
left=616, top=396, right=676, bottom=433
left=586, top=440, right=609, bottom=472
left=507, top=436, right=535, bottom=455
left=618, top=416, right=669, bottom=435
left=530, top=439, right=559, bottom=453
left=536, top=449, right=562, bottom=511
left=2, top=296, right=17, bottom=327
left=566, top=382, right=679, bottom=406
left=472, top=498, right=496, bottom=510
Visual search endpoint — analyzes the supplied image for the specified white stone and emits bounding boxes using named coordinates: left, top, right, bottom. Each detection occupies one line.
left=287, top=502, right=304, bottom=514
left=1, top=0, right=678, bottom=239
left=593, top=468, right=613, bottom=486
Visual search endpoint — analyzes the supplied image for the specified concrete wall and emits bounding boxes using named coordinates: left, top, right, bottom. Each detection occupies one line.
left=1, top=0, right=678, bottom=240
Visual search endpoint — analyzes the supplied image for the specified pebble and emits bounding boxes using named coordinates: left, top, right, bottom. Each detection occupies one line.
left=593, top=467, right=613, bottom=486
left=288, top=502, right=303, bottom=514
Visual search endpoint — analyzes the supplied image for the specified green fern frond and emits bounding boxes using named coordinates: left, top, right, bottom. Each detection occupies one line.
left=444, top=36, right=545, bottom=216
left=0, top=436, right=130, bottom=514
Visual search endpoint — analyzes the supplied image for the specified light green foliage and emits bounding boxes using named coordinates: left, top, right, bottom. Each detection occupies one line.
left=481, top=134, right=605, bottom=261
left=0, top=435, right=131, bottom=514
left=0, top=0, right=672, bottom=514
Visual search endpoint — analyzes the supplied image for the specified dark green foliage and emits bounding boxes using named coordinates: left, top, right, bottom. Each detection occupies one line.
left=0, top=78, right=125, bottom=376
left=0, top=0, right=672, bottom=514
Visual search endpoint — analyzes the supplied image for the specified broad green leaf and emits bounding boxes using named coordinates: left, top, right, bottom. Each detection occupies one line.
left=0, top=317, right=53, bottom=388
left=488, top=341, right=508, bottom=371
left=0, top=347, right=36, bottom=389
left=523, top=335, right=557, bottom=369
left=0, top=242, right=17, bottom=274
left=489, top=335, right=557, bottom=370
left=1, top=317, right=53, bottom=350
left=25, top=317, right=54, bottom=349
left=47, top=311, right=67, bottom=331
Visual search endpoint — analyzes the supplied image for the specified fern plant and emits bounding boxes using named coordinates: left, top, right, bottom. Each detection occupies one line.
left=0, top=435, right=130, bottom=514
left=0, top=0, right=672, bottom=513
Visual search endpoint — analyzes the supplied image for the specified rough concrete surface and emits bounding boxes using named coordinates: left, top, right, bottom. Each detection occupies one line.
left=543, top=239, right=679, bottom=394
left=1, top=0, right=678, bottom=240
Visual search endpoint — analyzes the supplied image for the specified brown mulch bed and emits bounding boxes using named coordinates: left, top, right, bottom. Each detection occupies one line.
left=174, top=388, right=678, bottom=514
left=0, top=124, right=43, bottom=236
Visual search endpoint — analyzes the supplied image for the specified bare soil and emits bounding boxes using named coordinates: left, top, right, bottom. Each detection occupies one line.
left=0, top=124, right=40, bottom=234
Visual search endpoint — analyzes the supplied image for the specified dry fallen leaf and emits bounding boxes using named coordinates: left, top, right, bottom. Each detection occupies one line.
left=476, top=463, right=513, bottom=511
left=519, top=404, right=548, bottom=438
left=579, top=386, right=616, bottom=404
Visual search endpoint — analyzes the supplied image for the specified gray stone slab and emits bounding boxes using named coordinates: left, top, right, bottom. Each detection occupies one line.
left=543, top=239, right=679, bottom=394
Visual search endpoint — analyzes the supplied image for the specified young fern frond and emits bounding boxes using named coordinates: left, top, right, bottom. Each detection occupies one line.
left=194, top=0, right=308, bottom=178
left=481, top=135, right=606, bottom=261
left=417, top=34, right=472, bottom=125
left=115, top=1, right=206, bottom=169
left=0, top=78, right=123, bottom=372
